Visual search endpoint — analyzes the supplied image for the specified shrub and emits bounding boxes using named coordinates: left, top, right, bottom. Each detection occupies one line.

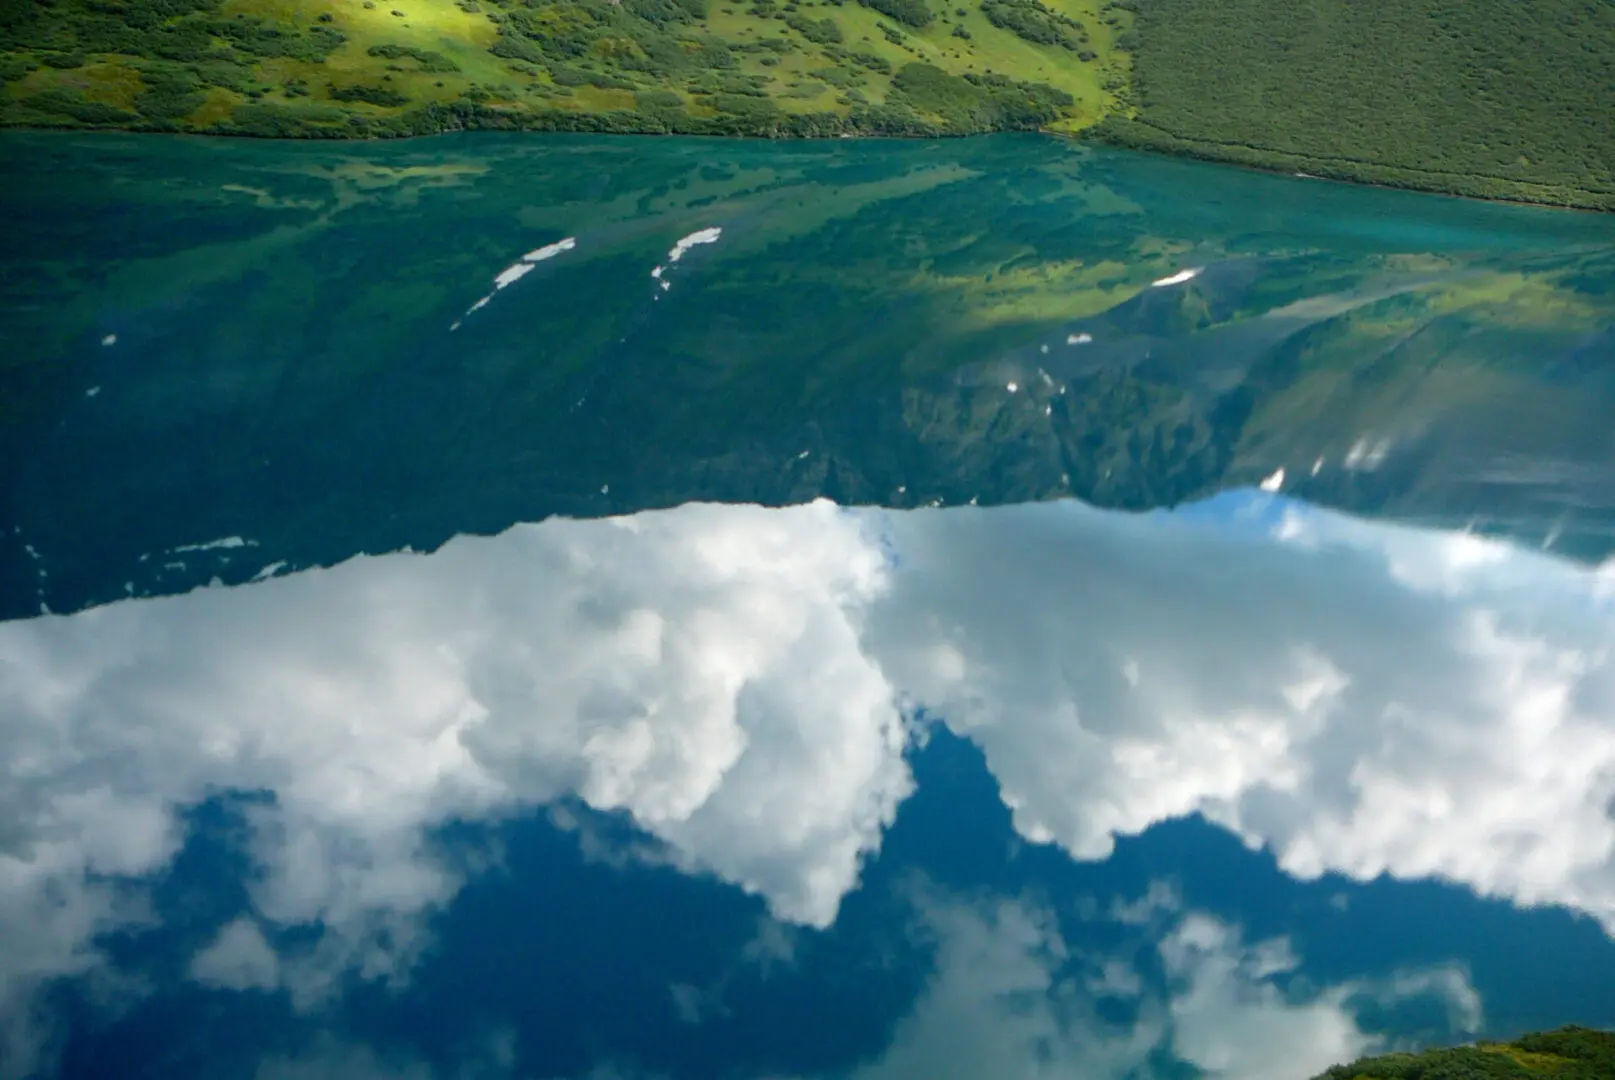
left=226, top=101, right=349, bottom=136
left=328, top=83, right=410, bottom=106
left=20, top=88, right=138, bottom=124
left=549, top=65, right=635, bottom=89
left=0, top=56, right=37, bottom=81
left=889, top=61, right=1070, bottom=130
left=367, top=43, right=460, bottom=72
left=981, top=0, right=1087, bottom=50
left=489, top=34, right=546, bottom=64
left=708, top=91, right=778, bottom=119
left=847, top=49, right=891, bottom=72
left=857, top=0, right=930, bottom=28
left=635, top=87, right=682, bottom=107
left=785, top=13, right=843, bottom=43
left=135, top=67, right=207, bottom=118
left=812, top=65, right=863, bottom=87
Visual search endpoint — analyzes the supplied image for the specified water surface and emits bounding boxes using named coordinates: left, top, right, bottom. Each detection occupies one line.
left=2, top=132, right=1615, bottom=1080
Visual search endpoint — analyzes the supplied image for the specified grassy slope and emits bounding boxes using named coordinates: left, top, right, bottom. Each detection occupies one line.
left=0, top=0, right=1130, bottom=136
left=4, top=2, right=1614, bottom=204
left=1097, top=0, right=1615, bottom=210
left=1311, top=1026, right=1615, bottom=1080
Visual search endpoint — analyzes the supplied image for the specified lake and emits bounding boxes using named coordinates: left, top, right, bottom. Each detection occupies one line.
left=2, top=131, right=1615, bottom=1080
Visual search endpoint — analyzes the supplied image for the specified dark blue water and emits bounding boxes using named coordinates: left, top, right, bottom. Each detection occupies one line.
left=3, top=131, right=1615, bottom=1080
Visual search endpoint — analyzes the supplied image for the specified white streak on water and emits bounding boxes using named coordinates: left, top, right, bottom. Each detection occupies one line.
left=522, top=237, right=576, bottom=263
left=172, top=537, right=253, bottom=554
left=1345, top=437, right=1393, bottom=472
left=1151, top=267, right=1202, bottom=287
left=667, top=227, right=722, bottom=263
left=493, top=262, right=536, bottom=290
left=454, top=237, right=577, bottom=329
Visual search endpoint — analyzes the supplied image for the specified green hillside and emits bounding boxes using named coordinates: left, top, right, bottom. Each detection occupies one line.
left=0, top=0, right=1131, bottom=135
left=5, top=1, right=1615, bottom=201
left=1096, top=0, right=1615, bottom=210
left=1311, top=1026, right=1615, bottom=1080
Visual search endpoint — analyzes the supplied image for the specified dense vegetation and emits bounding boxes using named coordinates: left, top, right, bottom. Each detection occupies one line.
left=1311, top=1026, right=1615, bottom=1080
left=1097, top=0, right=1615, bottom=210
left=0, top=0, right=1123, bottom=136
left=5, top=0, right=1615, bottom=207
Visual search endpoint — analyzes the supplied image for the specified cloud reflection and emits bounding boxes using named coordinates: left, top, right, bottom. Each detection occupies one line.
left=240, top=882, right=1481, bottom=1080
left=3, top=492, right=1615, bottom=1072
left=849, top=885, right=1478, bottom=1080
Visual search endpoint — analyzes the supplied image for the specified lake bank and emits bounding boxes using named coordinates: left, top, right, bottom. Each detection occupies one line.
left=5, top=112, right=1611, bottom=215
left=5, top=0, right=1613, bottom=209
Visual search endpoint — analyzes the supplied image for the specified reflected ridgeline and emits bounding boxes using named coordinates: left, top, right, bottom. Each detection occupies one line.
left=2, top=131, right=1614, bottom=618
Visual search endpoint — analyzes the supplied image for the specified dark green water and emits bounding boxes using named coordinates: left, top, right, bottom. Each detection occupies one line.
left=5, top=131, right=1615, bottom=615
left=2, top=132, right=1615, bottom=1080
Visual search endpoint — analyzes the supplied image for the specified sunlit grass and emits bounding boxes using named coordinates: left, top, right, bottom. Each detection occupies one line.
left=2, top=0, right=1131, bottom=134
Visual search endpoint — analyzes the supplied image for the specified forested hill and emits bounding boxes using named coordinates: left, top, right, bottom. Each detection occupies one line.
left=3, top=0, right=1614, bottom=209
left=1097, top=0, right=1615, bottom=210
left=1309, top=1026, right=1615, bottom=1080
left=0, top=0, right=1130, bottom=136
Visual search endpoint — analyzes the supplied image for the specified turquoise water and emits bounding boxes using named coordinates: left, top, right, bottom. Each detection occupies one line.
left=2, top=132, right=1615, bottom=1079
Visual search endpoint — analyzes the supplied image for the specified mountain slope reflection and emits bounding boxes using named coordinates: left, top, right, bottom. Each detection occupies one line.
left=10, top=133, right=1615, bottom=622
left=4, top=493, right=1615, bottom=1075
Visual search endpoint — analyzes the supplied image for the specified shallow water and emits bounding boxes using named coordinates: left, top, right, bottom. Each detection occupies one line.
left=2, top=131, right=1615, bottom=1080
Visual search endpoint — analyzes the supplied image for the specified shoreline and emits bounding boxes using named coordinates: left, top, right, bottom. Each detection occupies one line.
left=3, top=114, right=1611, bottom=216
left=1083, top=119, right=1615, bottom=214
